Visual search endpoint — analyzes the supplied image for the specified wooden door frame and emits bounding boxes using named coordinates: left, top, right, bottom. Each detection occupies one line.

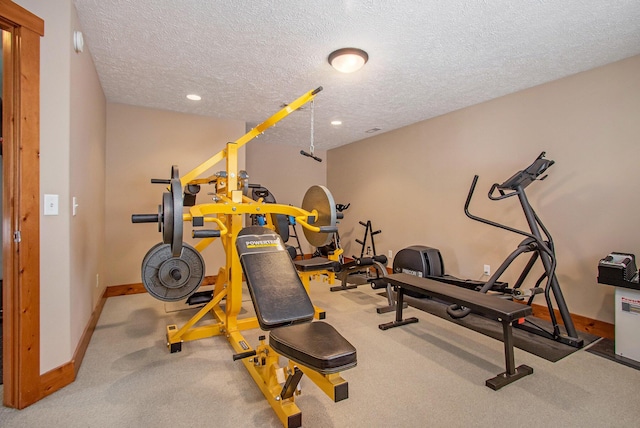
left=1, top=0, right=43, bottom=409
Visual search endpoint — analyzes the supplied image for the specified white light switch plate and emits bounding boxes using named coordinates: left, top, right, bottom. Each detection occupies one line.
left=44, top=194, right=59, bottom=216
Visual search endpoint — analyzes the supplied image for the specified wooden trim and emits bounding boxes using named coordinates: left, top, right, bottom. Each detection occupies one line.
left=530, top=303, right=614, bottom=340
left=1, top=6, right=43, bottom=408
left=39, top=287, right=109, bottom=399
left=39, top=362, right=74, bottom=400
left=2, top=24, right=18, bottom=408
left=15, top=25, right=41, bottom=409
left=105, top=275, right=219, bottom=297
left=0, top=0, right=44, bottom=35
left=104, top=282, right=147, bottom=297
left=72, top=293, right=108, bottom=377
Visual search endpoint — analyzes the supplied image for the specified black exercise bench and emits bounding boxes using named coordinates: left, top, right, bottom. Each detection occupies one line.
left=380, top=273, right=533, bottom=390
left=236, top=226, right=357, bottom=388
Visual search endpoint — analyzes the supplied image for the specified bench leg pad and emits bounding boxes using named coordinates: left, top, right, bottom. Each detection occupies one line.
left=486, top=364, right=533, bottom=390
left=378, top=317, right=419, bottom=330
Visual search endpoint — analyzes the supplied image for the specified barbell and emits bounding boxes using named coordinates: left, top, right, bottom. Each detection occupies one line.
left=132, top=165, right=183, bottom=257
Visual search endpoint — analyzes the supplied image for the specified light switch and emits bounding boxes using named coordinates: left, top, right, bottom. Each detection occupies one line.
left=73, top=197, right=79, bottom=216
left=44, top=194, right=59, bottom=216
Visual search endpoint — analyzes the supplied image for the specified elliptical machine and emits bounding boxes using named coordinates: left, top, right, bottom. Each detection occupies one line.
left=450, top=152, right=582, bottom=348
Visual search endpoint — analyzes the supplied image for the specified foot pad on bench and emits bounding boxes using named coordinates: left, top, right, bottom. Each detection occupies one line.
left=486, top=364, right=534, bottom=390
left=270, top=321, right=357, bottom=374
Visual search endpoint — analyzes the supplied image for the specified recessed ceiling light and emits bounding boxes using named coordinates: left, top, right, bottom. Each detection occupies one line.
left=186, top=94, right=202, bottom=101
left=331, top=120, right=342, bottom=126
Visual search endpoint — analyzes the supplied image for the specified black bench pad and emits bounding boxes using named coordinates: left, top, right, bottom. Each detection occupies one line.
left=270, top=321, right=357, bottom=374
left=386, top=273, right=532, bottom=321
left=383, top=273, right=533, bottom=390
left=240, top=250, right=315, bottom=329
left=236, top=226, right=357, bottom=374
left=294, top=257, right=341, bottom=272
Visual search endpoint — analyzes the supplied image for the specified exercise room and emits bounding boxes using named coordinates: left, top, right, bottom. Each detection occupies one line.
left=1, top=1, right=640, bottom=427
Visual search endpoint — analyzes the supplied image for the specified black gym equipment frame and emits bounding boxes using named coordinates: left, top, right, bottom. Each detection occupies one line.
left=461, top=152, right=583, bottom=348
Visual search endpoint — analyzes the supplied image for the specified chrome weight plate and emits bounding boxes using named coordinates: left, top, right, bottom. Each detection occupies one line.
left=301, top=185, right=337, bottom=248
left=141, top=243, right=205, bottom=302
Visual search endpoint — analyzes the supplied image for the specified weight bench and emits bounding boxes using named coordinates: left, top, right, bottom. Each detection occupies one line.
left=293, top=256, right=342, bottom=310
left=235, top=226, right=356, bottom=426
left=380, top=273, right=533, bottom=390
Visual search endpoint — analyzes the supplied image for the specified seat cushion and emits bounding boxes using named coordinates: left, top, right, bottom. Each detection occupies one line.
left=270, top=321, right=357, bottom=374
left=294, top=257, right=341, bottom=272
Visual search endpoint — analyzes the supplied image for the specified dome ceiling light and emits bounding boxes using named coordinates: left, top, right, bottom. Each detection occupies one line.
left=328, top=48, right=368, bottom=73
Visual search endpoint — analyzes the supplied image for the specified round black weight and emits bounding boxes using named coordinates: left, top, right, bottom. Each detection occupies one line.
left=169, top=175, right=183, bottom=257
left=159, top=166, right=184, bottom=257
left=141, top=242, right=205, bottom=302
left=162, top=192, right=173, bottom=244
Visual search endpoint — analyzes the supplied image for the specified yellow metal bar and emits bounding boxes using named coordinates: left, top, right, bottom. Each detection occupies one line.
left=178, top=324, right=225, bottom=342
left=234, top=87, right=322, bottom=149
left=187, top=201, right=313, bottom=221
left=240, top=346, right=303, bottom=428
left=181, top=87, right=322, bottom=187
left=181, top=149, right=227, bottom=187
left=296, top=363, right=349, bottom=402
left=224, top=212, right=244, bottom=333
left=167, top=288, right=227, bottom=347
left=194, top=238, right=215, bottom=253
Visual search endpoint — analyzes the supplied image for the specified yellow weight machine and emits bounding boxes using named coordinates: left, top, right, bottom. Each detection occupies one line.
left=131, top=87, right=356, bottom=428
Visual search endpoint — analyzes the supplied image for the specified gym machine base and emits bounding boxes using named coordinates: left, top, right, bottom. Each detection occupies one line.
left=131, top=87, right=356, bottom=427
left=380, top=273, right=533, bottom=390
left=598, top=252, right=640, bottom=363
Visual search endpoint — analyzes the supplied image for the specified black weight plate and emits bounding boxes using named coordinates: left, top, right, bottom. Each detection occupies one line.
left=162, top=192, right=172, bottom=244
left=170, top=176, right=183, bottom=257
left=141, top=243, right=205, bottom=302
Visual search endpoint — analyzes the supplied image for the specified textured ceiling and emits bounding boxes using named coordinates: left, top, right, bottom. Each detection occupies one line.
left=73, top=0, right=640, bottom=150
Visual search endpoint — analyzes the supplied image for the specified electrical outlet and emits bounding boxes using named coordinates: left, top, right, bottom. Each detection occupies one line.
left=96, top=273, right=100, bottom=288
left=388, top=250, right=393, bottom=259
left=483, top=264, right=491, bottom=276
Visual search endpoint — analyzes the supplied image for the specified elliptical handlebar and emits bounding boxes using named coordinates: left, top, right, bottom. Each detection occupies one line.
left=466, top=152, right=555, bottom=207
left=464, top=153, right=554, bottom=242
left=463, top=175, right=480, bottom=216
left=488, top=183, right=516, bottom=201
